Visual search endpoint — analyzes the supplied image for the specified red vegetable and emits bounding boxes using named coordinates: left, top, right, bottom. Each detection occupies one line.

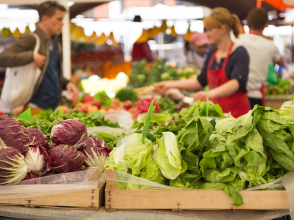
left=49, top=144, right=85, bottom=174
left=0, top=115, right=29, bottom=154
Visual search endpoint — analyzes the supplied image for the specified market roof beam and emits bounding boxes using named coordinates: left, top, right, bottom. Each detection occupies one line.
left=13, top=2, right=107, bottom=19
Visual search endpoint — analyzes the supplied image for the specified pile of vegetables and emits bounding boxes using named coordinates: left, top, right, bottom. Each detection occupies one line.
left=105, top=101, right=294, bottom=207
left=128, top=59, right=199, bottom=88
left=0, top=114, right=111, bottom=185
left=265, top=80, right=293, bottom=95
left=16, top=108, right=119, bottom=138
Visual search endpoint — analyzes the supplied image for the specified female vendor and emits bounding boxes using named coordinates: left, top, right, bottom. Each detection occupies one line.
left=155, top=7, right=250, bottom=118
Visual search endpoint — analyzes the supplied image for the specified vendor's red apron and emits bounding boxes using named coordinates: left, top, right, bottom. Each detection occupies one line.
left=247, top=31, right=265, bottom=106
left=247, top=83, right=266, bottom=106
left=207, top=43, right=250, bottom=118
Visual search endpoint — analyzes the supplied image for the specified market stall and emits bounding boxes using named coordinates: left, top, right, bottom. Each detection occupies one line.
left=1, top=1, right=294, bottom=220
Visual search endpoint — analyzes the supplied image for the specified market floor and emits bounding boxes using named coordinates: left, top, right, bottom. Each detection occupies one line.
left=0, top=206, right=291, bottom=220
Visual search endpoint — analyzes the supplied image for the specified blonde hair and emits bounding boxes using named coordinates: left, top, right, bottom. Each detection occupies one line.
left=203, top=7, right=241, bottom=38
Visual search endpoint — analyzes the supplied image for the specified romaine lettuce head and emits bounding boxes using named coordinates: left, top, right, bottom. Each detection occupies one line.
left=0, top=115, right=29, bottom=154
left=140, top=155, right=166, bottom=186
left=49, top=144, right=85, bottom=173
left=152, top=132, right=183, bottom=179
left=104, top=143, right=128, bottom=173
left=50, top=119, right=87, bottom=150
left=123, top=133, right=153, bottom=175
left=215, top=118, right=236, bottom=136
left=177, top=117, right=212, bottom=154
left=0, top=147, right=28, bottom=184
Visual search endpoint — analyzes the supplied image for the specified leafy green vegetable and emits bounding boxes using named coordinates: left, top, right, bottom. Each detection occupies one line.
left=177, top=117, right=213, bottom=156
left=140, top=155, right=167, bottom=188
left=124, top=133, right=153, bottom=175
left=94, top=91, right=112, bottom=107
left=115, top=88, right=139, bottom=103
left=18, top=108, right=32, bottom=122
left=141, top=98, right=155, bottom=144
left=104, top=144, right=128, bottom=173
left=157, top=98, right=176, bottom=113
left=152, top=132, right=185, bottom=179
left=16, top=109, right=119, bottom=138
left=257, top=109, right=294, bottom=171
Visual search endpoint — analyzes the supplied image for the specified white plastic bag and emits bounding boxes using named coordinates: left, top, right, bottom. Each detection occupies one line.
left=0, top=33, right=41, bottom=111
left=105, top=110, right=133, bottom=130
left=87, top=126, right=124, bottom=137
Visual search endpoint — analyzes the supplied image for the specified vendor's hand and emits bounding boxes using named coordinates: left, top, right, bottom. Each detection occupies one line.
left=193, top=90, right=216, bottom=101
left=33, top=53, right=46, bottom=69
left=154, top=81, right=173, bottom=94
left=66, top=82, right=79, bottom=99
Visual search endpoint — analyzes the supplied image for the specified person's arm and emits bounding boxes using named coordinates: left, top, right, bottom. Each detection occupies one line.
left=155, top=78, right=203, bottom=94
left=272, top=44, right=285, bottom=66
left=0, top=34, right=36, bottom=67
left=194, top=79, right=239, bottom=101
left=274, top=55, right=284, bottom=66
left=155, top=48, right=212, bottom=94
left=61, top=76, right=70, bottom=90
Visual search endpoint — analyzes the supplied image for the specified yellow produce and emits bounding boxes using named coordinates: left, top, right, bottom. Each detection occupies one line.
left=170, top=25, right=178, bottom=37
left=149, top=26, right=160, bottom=39
left=85, top=31, right=97, bottom=43
left=25, top=26, right=31, bottom=34
left=160, top=21, right=168, bottom=33
left=136, top=29, right=149, bottom=43
left=95, top=33, right=107, bottom=46
left=12, top=28, right=21, bottom=39
left=1, top=28, right=12, bottom=37
left=109, top=32, right=119, bottom=46
left=185, top=26, right=192, bottom=42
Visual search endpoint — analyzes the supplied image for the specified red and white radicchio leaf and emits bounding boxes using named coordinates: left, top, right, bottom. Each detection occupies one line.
left=0, top=138, right=7, bottom=149
left=28, top=128, right=49, bottom=149
left=80, top=146, right=108, bottom=170
left=50, top=119, right=87, bottom=150
left=0, top=147, right=28, bottom=185
left=83, top=137, right=111, bottom=156
left=24, top=147, right=52, bottom=175
left=0, top=115, right=29, bottom=154
left=49, top=144, right=85, bottom=174
left=23, top=172, right=40, bottom=181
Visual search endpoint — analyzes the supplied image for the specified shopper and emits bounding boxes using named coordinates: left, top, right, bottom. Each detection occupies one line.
left=181, top=32, right=210, bottom=70
left=132, top=42, right=153, bottom=62
left=234, top=8, right=284, bottom=108
left=155, top=7, right=250, bottom=118
left=0, top=1, right=79, bottom=110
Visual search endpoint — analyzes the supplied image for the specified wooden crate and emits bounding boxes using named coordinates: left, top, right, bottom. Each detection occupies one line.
left=0, top=168, right=104, bottom=210
left=105, top=169, right=289, bottom=211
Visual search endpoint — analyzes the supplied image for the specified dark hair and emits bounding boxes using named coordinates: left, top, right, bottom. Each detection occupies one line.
left=37, top=1, right=67, bottom=21
left=247, top=8, right=268, bottom=31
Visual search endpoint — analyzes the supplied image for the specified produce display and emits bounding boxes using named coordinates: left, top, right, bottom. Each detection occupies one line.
left=71, top=47, right=123, bottom=63
left=16, top=108, right=119, bottom=138
left=128, top=59, right=199, bottom=88
left=265, top=80, right=293, bottom=95
left=105, top=102, right=294, bottom=207
left=0, top=114, right=111, bottom=184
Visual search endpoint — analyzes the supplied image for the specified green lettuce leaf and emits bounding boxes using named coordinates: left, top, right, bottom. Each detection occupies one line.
left=123, top=133, right=153, bottom=175
left=152, top=132, right=184, bottom=179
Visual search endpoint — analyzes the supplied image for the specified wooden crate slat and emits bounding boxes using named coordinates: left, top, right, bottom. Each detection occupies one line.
left=105, top=169, right=289, bottom=211
left=0, top=168, right=103, bottom=210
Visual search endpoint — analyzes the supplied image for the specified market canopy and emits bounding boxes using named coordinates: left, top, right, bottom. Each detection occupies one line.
left=184, top=0, right=276, bottom=18
left=263, top=0, right=294, bottom=11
